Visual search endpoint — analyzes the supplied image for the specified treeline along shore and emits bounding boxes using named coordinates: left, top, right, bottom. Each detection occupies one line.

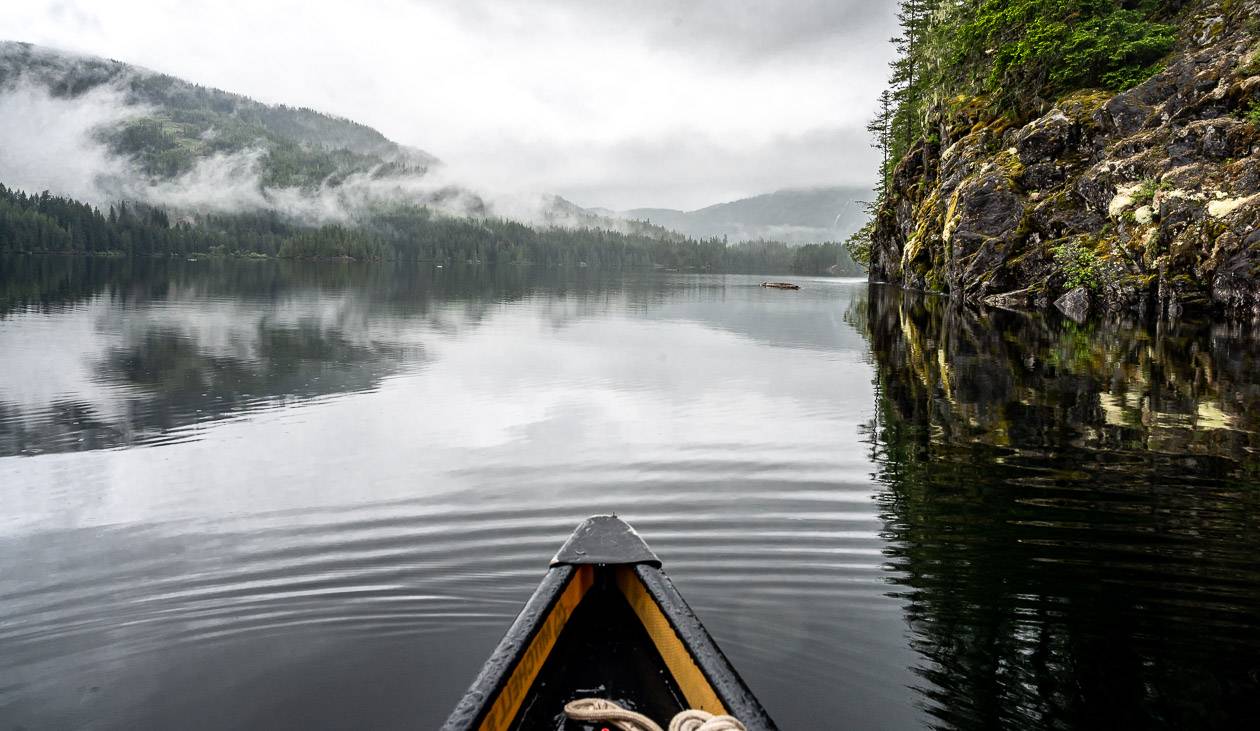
left=0, top=184, right=862, bottom=275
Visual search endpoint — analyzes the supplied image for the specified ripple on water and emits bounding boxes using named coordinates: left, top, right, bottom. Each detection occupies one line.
left=4, top=263, right=1260, bottom=730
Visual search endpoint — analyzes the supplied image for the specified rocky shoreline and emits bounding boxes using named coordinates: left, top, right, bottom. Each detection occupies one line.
left=869, top=0, right=1260, bottom=321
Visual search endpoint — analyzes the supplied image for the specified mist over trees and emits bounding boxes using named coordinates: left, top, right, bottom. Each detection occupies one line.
left=0, top=41, right=437, bottom=192
left=0, top=184, right=863, bottom=275
left=0, top=42, right=866, bottom=276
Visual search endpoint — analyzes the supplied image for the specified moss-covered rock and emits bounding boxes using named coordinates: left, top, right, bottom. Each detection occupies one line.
left=871, top=0, right=1260, bottom=320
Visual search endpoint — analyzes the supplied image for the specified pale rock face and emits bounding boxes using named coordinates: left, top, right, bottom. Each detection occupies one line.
left=1195, top=16, right=1225, bottom=46
left=1207, top=194, right=1258, bottom=218
left=1166, top=189, right=1207, bottom=202
left=1109, top=183, right=1142, bottom=218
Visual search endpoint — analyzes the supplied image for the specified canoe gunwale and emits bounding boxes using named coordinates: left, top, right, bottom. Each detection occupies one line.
left=441, top=564, right=583, bottom=731
left=631, top=564, right=776, bottom=729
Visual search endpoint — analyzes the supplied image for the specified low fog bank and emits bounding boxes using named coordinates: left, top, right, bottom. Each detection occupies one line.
left=0, top=76, right=644, bottom=234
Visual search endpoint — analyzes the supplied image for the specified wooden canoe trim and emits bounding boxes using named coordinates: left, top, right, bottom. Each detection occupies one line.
left=441, top=564, right=594, bottom=731
left=478, top=564, right=594, bottom=730
left=629, top=565, right=777, bottom=730
left=615, top=566, right=727, bottom=715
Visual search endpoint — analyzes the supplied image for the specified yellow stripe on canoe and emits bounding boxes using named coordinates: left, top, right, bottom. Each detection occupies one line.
left=478, top=565, right=594, bottom=731
left=615, top=566, right=727, bottom=715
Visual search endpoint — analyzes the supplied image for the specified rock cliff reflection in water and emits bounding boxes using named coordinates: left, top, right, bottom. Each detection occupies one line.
left=0, top=257, right=1257, bottom=729
left=864, top=286, right=1260, bottom=728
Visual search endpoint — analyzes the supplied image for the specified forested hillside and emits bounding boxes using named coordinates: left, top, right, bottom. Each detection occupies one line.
left=0, top=42, right=663, bottom=232
left=873, top=0, right=1182, bottom=181
left=853, top=0, right=1260, bottom=319
left=0, top=42, right=866, bottom=275
left=0, top=41, right=437, bottom=189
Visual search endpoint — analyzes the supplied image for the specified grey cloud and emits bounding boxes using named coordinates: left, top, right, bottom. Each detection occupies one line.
left=443, top=0, right=894, bottom=61
left=470, top=125, right=879, bottom=210
left=7, top=0, right=899, bottom=211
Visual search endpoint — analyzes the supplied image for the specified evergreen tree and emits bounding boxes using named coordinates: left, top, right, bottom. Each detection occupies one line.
left=867, top=88, right=895, bottom=193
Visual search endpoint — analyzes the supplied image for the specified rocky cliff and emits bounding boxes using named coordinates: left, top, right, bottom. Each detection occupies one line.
left=869, top=1, right=1260, bottom=320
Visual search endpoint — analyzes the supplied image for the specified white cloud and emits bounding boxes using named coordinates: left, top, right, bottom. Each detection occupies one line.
left=0, top=81, right=140, bottom=202
left=0, top=0, right=898, bottom=210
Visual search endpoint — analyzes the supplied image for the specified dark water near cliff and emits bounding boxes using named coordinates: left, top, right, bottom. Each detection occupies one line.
left=0, top=256, right=1257, bottom=730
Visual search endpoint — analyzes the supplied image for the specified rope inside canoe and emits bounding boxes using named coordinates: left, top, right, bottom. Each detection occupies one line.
left=563, top=698, right=747, bottom=731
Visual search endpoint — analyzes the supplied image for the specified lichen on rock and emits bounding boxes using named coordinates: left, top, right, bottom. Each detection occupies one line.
left=870, top=0, right=1260, bottom=320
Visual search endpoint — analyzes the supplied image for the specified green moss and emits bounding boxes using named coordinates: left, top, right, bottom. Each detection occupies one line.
left=946, top=94, right=992, bottom=126
left=1169, top=273, right=1200, bottom=290
left=1056, top=89, right=1114, bottom=121
left=1244, top=101, right=1260, bottom=126
left=1052, top=236, right=1103, bottom=291
left=1131, top=177, right=1170, bottom=207
left=903, top=187, right=943, bottom=269
left=987, top=115, right=1019, bottom=137
left=923, top=267, right=946, bottom=292
left=995, top=149, right=1026, bottom=181
left=1204, top=219, right=1230, bottom=240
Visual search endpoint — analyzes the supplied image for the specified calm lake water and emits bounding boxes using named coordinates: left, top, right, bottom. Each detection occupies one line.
left=1, top=256, right=1258, bottom=729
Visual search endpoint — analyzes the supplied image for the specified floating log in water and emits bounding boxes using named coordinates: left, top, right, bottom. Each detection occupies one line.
left=760, top=281, right=800, bottom=290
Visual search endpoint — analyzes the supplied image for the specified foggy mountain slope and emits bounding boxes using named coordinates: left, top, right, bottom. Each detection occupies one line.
left=540, top=195, right=678, bottom=239
left=0, top=41, right=501, bottom=222
left=0, top=42, right=438, bottom=188
left=0, top=41, right=683, bottom=236
left=621, top=186, right=871, bottom=244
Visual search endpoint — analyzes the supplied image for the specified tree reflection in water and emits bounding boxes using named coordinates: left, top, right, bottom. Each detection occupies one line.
left=861, top=286, right=1260, bottom=729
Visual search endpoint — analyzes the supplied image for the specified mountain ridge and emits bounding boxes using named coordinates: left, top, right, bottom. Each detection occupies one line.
left=617, top=185, right=870, bottom=244
left=0, top=41, right=690, bottom=238
left=0, top=42, right=437, bottom=163
left=0, top=40, right=861, bottom=271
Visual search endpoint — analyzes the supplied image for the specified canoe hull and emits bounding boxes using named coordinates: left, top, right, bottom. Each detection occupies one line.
left=443, top=516, right=776, bottom=731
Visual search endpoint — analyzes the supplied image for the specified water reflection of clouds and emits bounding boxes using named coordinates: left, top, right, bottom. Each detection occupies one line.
left=2, top=272, right=869, bottom=457
left=0, top=300, right=127, bottom=417
left=2, top=295, right=872, bottom=536
left=0, top=268, right=915, bottom=731
left=0, top=289, right=439, bottom=458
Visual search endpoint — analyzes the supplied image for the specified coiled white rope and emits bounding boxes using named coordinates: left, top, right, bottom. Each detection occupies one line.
left=563, top=698, right=747, bottom=731
left=667, top=709, right=747, bottom=731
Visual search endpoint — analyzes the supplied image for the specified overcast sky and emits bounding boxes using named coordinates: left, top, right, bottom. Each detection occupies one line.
left=1, top=0, right=897, bottom=210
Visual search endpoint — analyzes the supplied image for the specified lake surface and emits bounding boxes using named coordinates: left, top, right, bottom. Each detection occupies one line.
left=1, top=256, right=1258, bottom=729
